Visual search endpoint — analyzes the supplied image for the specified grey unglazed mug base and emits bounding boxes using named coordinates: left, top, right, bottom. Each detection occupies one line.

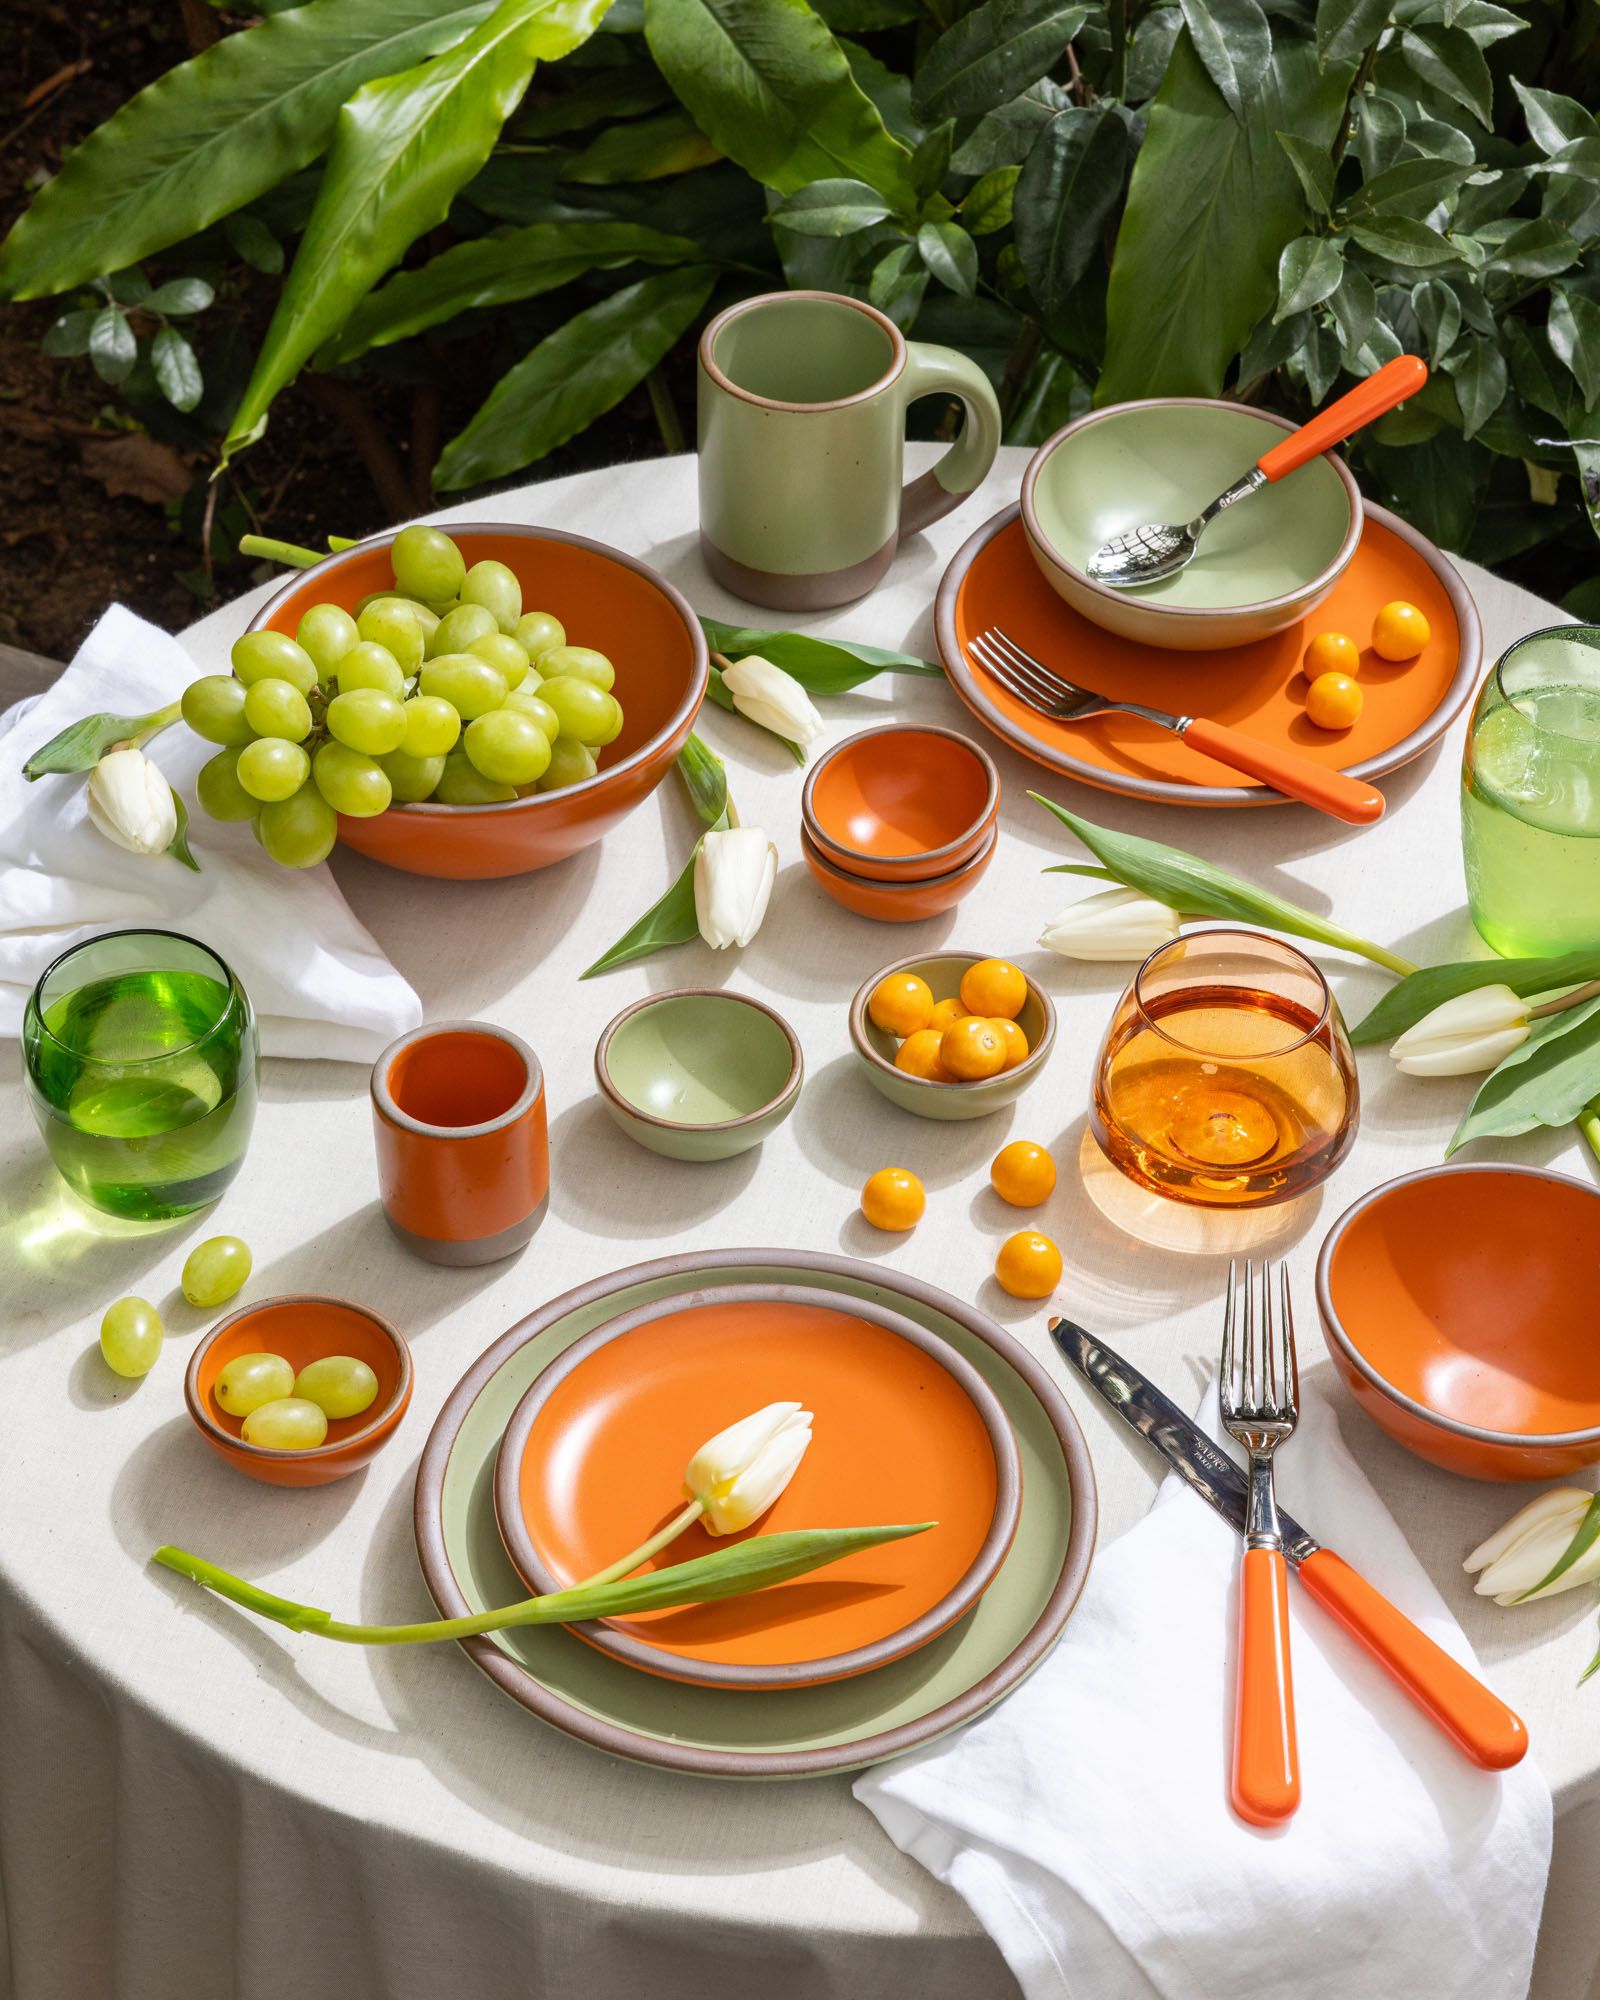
left=700, top=528, right=898, bottom=611
left=382, top=1196, right=548, bottom=1267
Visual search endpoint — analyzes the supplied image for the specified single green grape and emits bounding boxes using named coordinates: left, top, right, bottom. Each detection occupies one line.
left=327, top=687, right=407, bottom=756
left=388, top=594, right=439, bottom=638
left=237, top=736, right=311, bottom=803
left=181, top=1234, right=253, bottom=1308
left=241, top=1397, right=329, bottom=1451
left=358, top=600, right=425, bottom=676
left=100, top=1297, right=162, bottom=1379
left=313, top=741, right=391, bottom=818
left=466, top=631, right=530, bottom=691
left=231, top=629, right=318, bottom=695
left=514, top=611, right=565, bottom=662
left=258, top=783, right=338, bottom=866
left=400, top=694, right=461, bottom=758
left=242, top=676, right=312, bottom=743
left=428, top=602, right=498, bottom=659
left=378, top=747, right=447, bottom=803
left=418, top=655, right=507, bottom=721
left=460, top=559, right=523, bottom=634
left=433, top=749, right=516, bottom=804
left=464, top=709, right=551, bottom=786
left=537, top=736, right=598, bottom=792
left=595, top=693, right=624, bottom=747
left=332, top=640, right=405, bottom=699
left=196, top=748, right=259, bottom=822
left=504, top=687, right=560, bottom=741
left=390, top=525, right=466, bottom=604
left=215, top=1351, right=294, bottom=1417
left=539, top=644, right=614, bottom=692
left=539, top=675, right=615, bottom=746
left=294, top=1354, right=379, bottom=1420
left=296, top=602, right=360, bottom=678
left=181, top=675, right=255, bottom=747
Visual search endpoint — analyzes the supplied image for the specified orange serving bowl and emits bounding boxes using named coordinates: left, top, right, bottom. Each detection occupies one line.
left=801, top=724, right=999, bottom=881
left=185, top=1294, right=413, bottom=1487
left=800, top=819, right=997, bottom=922
left=246, top=524, right=708, bottom=880
left=1315, top=1164, right=1600, bottom=1481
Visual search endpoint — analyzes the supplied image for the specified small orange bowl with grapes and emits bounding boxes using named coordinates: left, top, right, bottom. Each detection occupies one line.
left=181, top=523, right=708, bottom=880
left=849, top=950, right=1056, bottom=1121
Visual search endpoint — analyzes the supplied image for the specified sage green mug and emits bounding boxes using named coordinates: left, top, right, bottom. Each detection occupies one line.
left=697, top=290, right=1003, bottom=610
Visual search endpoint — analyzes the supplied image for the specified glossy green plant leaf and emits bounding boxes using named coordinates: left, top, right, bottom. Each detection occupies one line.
left=950, top=81, right=1065, bottom=173
left=1351, top=950, right=1600, bottom=1045
left=1449, top=334, right=1508, bottom=438
left=227, top=0, right=608, bottom=458
left=699, top=618, right=941, bottom=688
left=1549, top=289, right=1600, bottom=410
left=325, top=219, right=698, bottom=361
left=0, top=0, right=498, bottom=300
left=1315, top=0, right=1389, bottom=65
left=88, top=305, right=136, bottom=384
left=1347, top=155, right=1475, bottom=218
left=1346, top=215, right=1459, bottom=265
left=151, top=326, right=203, bottom=411
left=1395, top=25, right=1495, bottom=128
left=1276, top=235, right=1343, bottom=318
left=1449, top=996, right=1600, bottom=1155
left=1014, top=106, right=1128, bottom=325
left=435, top=262, right=714, bottom=487
left=1099, top=32, right=1351, bottom=404
left=912, top=0, right=1090, bottom=123
left=917, top=220, right=978, bottom=294
left=1178, top=0, right=1270, bottom=121
left=1276, top=131, right=1334, bottom=215
left=564, top=106, right=722, bottom=180
left=1511, top=78, right=1598, bottom=157
left=963, top=165, right=1020, bottom=235
left=770, top=178, right=895, bottom=235
left=643, top=0, right=915, bottom=211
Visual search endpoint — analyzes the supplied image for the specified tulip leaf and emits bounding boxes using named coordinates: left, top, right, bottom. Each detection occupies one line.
left=1350, top=950, right=1600, bottom=1045
left=1513, top=1491, right=1600, bottom=1604
left=22, top=708, right=174, bottom=780
left=582, top=805, right=730, bottom=977
left=1447, top=996, right=1600, bottom=1155
left=699, top=618, right=940, bottom=689
left=166, top=791, right=202, bottom=873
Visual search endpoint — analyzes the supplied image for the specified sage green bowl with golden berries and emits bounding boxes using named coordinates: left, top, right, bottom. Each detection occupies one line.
left=594, top=989, right=804, bottom=1161
left=849, top=951, right=1056, bottom=1122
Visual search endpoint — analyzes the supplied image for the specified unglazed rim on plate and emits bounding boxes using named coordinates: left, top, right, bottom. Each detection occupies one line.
left=848, top=948, right=1056, bottom=1101
left=801, top=723, right=1000, bottom=876
left=490, top=1281, right=1023, bottom=1689
left=245, top=521, right=709, bottom=817
left=184, top=1292, right=413, bottom=1465
left=412, top=1248, right=1098, bottom=1778
left=371, top=1020, right=543, bottom=1141
left=801, top=819, right=998, bottom=892
left=934, top=499, right=1484, bottom=809
left=1315, top=1162, right=1600, bottom=1450
left=1019, top=399, right=1362, bottom=622
left=593, top=989, right=804, bottom=1136
left=698, top=289, right=907, bottom=413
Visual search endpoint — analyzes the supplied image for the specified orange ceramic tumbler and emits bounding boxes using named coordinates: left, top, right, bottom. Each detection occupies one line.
left=371, top=1022, right=548, bottom=1265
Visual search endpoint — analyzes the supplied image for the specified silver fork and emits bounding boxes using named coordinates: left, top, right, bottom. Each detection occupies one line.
left=965, top=625, right=1383, bottom=827
left=1219, top=1260, right=1302, bottom=1825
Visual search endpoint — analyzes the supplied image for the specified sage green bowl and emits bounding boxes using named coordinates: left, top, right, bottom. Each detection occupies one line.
left=849, top=951, right=1056, bottom=1122
left=1020, top=399, right=1362, bottom=651
left=595, top=988, right=804, bottom=1161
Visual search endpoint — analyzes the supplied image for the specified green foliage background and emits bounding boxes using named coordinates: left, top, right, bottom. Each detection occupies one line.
left=4, top=0, right=1597, bottom=604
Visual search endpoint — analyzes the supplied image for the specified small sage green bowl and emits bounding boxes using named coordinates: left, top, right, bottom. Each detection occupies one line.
left=849, top=951, right=1056, bottom=1122
left=595, top=988, right=804, bottom=1161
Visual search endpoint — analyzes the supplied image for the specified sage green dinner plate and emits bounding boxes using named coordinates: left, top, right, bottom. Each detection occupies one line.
left=413, top=1249, right=1097, bottom=1778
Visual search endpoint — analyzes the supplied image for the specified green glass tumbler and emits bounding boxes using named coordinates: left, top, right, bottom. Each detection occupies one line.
left=23, top=928, right=259, bottom=1220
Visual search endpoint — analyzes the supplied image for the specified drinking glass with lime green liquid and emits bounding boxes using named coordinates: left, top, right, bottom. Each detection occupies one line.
left=1462, top=627, right=1600, bottom=957
left=23, top=930, right=258, bottom=1221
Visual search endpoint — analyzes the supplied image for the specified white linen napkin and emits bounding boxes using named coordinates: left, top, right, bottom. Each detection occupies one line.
left=856, top=1378, right=1553, bottom=2000
left=0, top=605, right=421, bottom=1062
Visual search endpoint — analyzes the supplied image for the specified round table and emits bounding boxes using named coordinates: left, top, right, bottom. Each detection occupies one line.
left=1, top=448, right=1593, bottom=2000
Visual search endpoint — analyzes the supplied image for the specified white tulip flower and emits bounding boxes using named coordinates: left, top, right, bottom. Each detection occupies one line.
left=1464, top=1488, right=1600, bottom=1604
left=685, top=1401, right=814, bottom=1534
left=86, top=748, right=178, bottom=859
left=1390, top=983, right=1531, bottom=1076
left=1038, top=885, right=1183, bottom=961
left=694, top=826, right=777, bottom=949
left=719, top=654, right=824, bottom=749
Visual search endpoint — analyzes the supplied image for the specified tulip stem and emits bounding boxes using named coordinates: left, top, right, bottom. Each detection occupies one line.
left=574, top=1497, right=706, bottom=1590
left=117, top=700, right=183, bottom=753
left=1530, top=978, right=1600, bottom=1019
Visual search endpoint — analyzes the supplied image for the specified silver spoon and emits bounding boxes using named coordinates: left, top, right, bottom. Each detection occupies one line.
left=1087, top=355, right=1428, bottom=590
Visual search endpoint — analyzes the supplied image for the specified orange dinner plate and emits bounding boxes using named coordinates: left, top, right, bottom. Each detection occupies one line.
left=934, top=503, right=1481, bottom=807
left=492, top=1284, right=1022, bottom=1689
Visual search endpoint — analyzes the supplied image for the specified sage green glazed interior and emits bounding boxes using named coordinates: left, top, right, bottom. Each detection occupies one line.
left=426, top=1258, right=1079, bottom=1774
left=599, top=993, right=800, bottom=1161
left=1031, top=403, right=1353, bottom=609
left=711, top=296, right=897, bottom=404
left=855, top=953, right=1052, bottom=1123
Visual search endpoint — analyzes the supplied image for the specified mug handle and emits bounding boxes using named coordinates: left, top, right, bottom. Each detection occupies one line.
left=897, top=342, right=1004, bottom=540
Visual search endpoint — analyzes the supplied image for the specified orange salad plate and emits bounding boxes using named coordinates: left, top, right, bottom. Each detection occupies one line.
left=934, top=502, right=1482, bottom=807
left=492, top=1284, right=1022, bottom=1690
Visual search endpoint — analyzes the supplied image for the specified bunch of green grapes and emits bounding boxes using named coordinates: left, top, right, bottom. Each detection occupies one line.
left=181, top=525, right=625, bottom=868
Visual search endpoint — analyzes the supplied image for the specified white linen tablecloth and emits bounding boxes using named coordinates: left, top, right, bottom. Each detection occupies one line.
left=1, top=448, right=1594, bottom=2000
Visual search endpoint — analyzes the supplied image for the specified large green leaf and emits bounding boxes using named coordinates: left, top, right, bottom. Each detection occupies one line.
left=644, top=0, right=915, bottom=210
left=769, top=178, right=894, bottom=234
left=227, top=0, right=608, bottom=457
left=1014, top=106, right=1128, bottom=323
left=564, top=107, right=723, bottom=180
left=912, top=0, right=1090, bottom=124
left=1179, top=0, right=1271, bottom=121
left=1098, top=32, right=1351, bottom=403
left=0, top=0, right=497, bottom=300
left=1351, top=949, right=1600, bottom=1046
left=700, top=618, right=940, bottom=685
left=1449, top=997, right=1600, bottom=1154
left=435, top=262, right=713, bottom=487
left=324, top=219, right=698, bottom=362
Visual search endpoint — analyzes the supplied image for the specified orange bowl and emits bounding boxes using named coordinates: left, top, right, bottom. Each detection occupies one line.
left=246, top=523, right=708, bottom=880
left=800, top=820, right=996, bottom=922
left=1316, top=1164, right=1600, bottom=1480
left=185, top=1294, right=413, bottom=1487
left=801, top=724, right=999, bottom=881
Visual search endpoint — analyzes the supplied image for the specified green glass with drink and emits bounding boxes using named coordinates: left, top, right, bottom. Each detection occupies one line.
left=1462, top=626, right=1600, bottom=957
left=23, top=929, right=258, bottom=1220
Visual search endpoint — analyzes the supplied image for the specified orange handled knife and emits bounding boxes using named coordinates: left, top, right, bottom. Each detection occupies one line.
left=1050, top=1318, right=1528, bottom=1772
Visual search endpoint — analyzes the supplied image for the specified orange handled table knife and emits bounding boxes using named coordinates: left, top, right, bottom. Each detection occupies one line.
left=1050, top=1318, right=1528, bottom=1772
